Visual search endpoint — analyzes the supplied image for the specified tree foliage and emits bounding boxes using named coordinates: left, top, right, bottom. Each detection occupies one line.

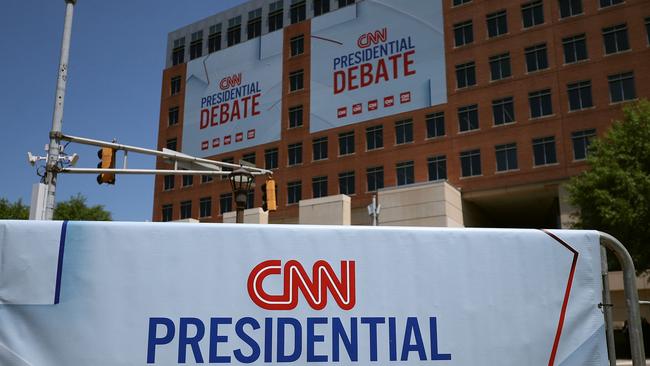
left=568, top=100, right=650, bottom=270
left=0, top=198, right=30, bottom=219
left=0, top=194, right=112, bottom=221
left=53, top=193, right=112, bottom=221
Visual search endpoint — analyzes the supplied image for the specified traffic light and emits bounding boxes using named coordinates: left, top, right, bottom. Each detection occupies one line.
left=261, top=178, right=277, bottom=212
left=96, top=147, right=116, bottom=185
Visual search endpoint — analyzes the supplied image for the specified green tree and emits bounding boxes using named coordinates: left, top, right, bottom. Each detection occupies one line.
left=568, top=100, right=650, bottom=270
left=0, top=198, right=30, bottom=219
left=53, top=193, right=112, bottom=221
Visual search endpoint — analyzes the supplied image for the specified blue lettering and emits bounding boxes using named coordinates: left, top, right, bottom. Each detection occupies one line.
left=234, top=317, right=261, bottom=363
left=389, top=317, right=397, bottom=361
left=401, top=317, right=427, bottom=361
left=277, top=318, right=302, bottom=362
left=307, top=318, right=328, bottom=362
left=332, top=317, right=358, bottom=362
left=209, top=317, right=232, bottom=363
left=147, top=317, right=175, bottom=364
left=179, top=317, right=205, bottom=364
left=264, top=318, right=273, bottom=362
left=430, top=317, right=452, bottom=360
left=361, top=317, right=384, bottom=361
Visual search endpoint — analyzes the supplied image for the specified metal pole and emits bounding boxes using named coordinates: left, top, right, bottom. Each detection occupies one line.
left=600, top=232, right=646, bottom=365
left=235, top=192, right=246, bottom=224
left=372, top=195, right=378, bottom=226
left=44, top=0, right=77, bottom=220
left=600, top=245, right=617, bottom=366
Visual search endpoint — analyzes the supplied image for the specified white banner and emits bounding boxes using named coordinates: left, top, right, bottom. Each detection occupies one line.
left=0, top=221, right=607, bottom=365
left=182, top=32, right=283, bottom=157
left=310, top=0, right=447, bottom=133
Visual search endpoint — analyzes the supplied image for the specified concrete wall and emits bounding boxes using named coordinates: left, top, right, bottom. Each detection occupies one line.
left=298, top=194, right=351, bottom=225
left=223, top=207, right=269, bottom=224
left=378, top=181, right=463, bottom=227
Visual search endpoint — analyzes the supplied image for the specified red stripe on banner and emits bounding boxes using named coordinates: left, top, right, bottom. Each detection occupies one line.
left=541, top=229, right=579, bottom=366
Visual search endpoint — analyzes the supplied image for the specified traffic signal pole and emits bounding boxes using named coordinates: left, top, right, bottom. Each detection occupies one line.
left=44, top=0, right=77, bottom=220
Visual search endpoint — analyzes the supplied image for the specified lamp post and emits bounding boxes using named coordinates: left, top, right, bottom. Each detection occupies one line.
left=229, top=167, right=254, bottom=223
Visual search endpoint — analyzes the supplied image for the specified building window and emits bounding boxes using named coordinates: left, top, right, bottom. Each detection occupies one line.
left=522, top=0, right=544, bottom=28
left=166, top=138, right=177, bottom=151
left=163, top=175, right=175, bottom=191
left=180, top=200, right=192, bottom=220
left=265, top=148, right=279, bottom=170
left=227, top=16, right=242, bottom=47
left=529, top=89, right=553, bottom=118
left=220, top=157, right=234, bottom=181
left=170, top=76, right=181, bottom=96
left=559, top=0, right=582, bottom=18
left=242, top=153, right=256, bottom=165
left=172, top=37, right=185, bottom=66
left=599, top=0, right=624, bottom=8
left=291, top=0, right=306, bottom=24
left=366, top=125, right=383, bottom=150
left=396, top=161, right=415, bottom=186
left=453, top=0, right=471, bottom=6
left=288, top=181, right=302, bottom=204
left=567, top=80, right=593, bottom=111
left=489, top=53, right=511, bottom=81
left=201, top=175, right=213, bottom=184
left=428, top=155, right=447, bottom=181
left=208, top=24, right=222, bottom=53
left=495, top=143, right=518, bottom=171
left=289, top=105, right=303, bottom=128
left=646, top=17, right=650, bottom=45
left=269, top=1, right=284, bottom=32
left=602, top=24, right=629, bottom=55
left=288, top=142, right=303, bottom=166
left=338, top=0, right=355, bottom=8
left=572, top=129, right=596, bottom=160
left=453, top=20, right=473, bottom=47
left=314, top=0, right=330, bottom=16
left=339, top=171, right=355, bottom=195
left=532, top=136, right=557, bottom=166
left=608, top=72, right=636, bottom=103
left=339, top=131, right=355, bottom=155
left=189, top=31, right=203, bottom=60
left=168, top=107, right=179, bottom=126
left=458, top=104, right=479, bottom=132
left=366, top=166, right=384, bottom=192
left=312, top=176, right=328, bottom=198
left=162, top=204, right=173, bottom=222
left=313, top=137, right=328, bottom=161
left=199, top=197, right=212, bottom=218
left=182, top=173, right=193, bottom=187
left=460, top=149, right=482, bottom=177
left=426, top=112, right=445, bottom=138
left=395, top=119, right=414, bottom=145
left=562, top=34, right=588, bottom=63
left=246, top=191, right=255, bottom=209
left=219, top=193, right=232, bottom=214
left=492, top=97, right=515, bottom=125
left=290, top=35, right=305, bottom=57
left=486, top=10, right=508, bottom=38
left=289, top=70, right=304, bottom=92
left=247, top=9, right=262, bottom=40
left=455, top=61, right=476, bottom=88
left=525, top=43, right=548, bottom=72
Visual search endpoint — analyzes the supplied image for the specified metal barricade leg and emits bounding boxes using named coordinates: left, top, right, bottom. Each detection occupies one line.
left=601, top=246, right=617, bottom=366
left=600, top=232, right=646, bottom=365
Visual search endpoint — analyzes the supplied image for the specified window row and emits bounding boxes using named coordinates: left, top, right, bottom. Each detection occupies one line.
left=456, top=26, right=639, bottom=89
left=172, top=0, right=355, bottom=65
left=453, top=0, right=633, bottom=47
left=161, top=128, right=595, bottom=217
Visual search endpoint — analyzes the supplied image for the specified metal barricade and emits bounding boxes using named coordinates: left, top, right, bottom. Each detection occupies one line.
left=600, top=232, right=646, bottom=366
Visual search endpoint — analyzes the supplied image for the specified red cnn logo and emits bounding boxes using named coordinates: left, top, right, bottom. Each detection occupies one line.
left=357, top=28, right=387, bottom=49
left=337, top=107, right=348, bottom=118
left=219, top=73, right=242, bottom=90
left=247, top=260, right=356, bottom=311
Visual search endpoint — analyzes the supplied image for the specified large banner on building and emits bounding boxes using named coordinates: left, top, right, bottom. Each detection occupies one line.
left=0, top=221, right=608, bottom=365
left=310, top=0, right=447, bottom=133
left=182, top=32, right=283, bottom=158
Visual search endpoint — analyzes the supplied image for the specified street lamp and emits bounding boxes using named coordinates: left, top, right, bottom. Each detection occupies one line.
left=229, top=167, right=254, bottom=223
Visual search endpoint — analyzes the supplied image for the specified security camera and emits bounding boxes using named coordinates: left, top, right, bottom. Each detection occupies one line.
left=28, top=152, right=38, bottom=166
left=69, top=153, right=79, bottom=166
